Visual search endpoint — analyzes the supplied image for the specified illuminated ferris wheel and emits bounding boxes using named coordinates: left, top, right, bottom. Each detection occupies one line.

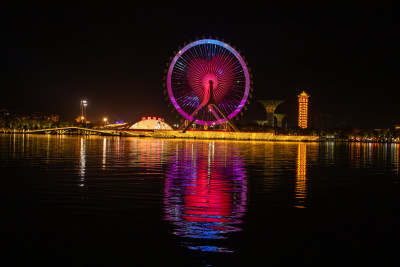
left=164, top=38, right=252, bottom=131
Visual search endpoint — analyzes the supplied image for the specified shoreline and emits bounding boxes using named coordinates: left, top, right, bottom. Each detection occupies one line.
left=123, top=130, right=320, bottom=142
left=2, top=129, right=399, bottom=143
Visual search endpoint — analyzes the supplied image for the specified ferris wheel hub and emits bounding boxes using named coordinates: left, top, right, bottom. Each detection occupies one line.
left=201, top=73, right=219, bottom=91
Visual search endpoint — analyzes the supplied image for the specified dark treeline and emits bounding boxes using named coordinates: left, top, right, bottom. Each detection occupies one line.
left=0, top=114, right=105, bottom=132
left=238, top=122, right=400, bottom=142
left=0, top=115, right=69, bottom=131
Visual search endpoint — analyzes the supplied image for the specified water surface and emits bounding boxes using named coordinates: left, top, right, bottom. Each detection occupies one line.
left=1, top=134, right=399, bottom=266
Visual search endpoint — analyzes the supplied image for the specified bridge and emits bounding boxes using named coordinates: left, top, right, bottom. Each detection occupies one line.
left=26, top=127, right=121, bottom=136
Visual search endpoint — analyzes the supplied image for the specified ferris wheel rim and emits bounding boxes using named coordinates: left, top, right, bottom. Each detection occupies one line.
left=167, top=39, right=251, bottom=125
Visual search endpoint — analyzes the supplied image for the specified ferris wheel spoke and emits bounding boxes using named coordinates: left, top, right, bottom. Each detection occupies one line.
left=220, top=98, right=237, bottom=112
left=178, top=98, right=199, bottom=115
left=175, top=92, right=199, bottom=105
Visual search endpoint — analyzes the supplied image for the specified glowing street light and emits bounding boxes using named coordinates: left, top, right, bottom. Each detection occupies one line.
left=80, top=100, right=88, bottom=123
left=103, top=117, right=108, bottom=126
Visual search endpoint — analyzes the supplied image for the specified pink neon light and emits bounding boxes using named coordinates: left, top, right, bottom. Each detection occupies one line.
left=187, top=57, right=234, bottom=105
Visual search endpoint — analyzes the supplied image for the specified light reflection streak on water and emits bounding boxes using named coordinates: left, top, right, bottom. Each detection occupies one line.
left=21, top=133, right=25, bottom=155
left=393, top=143, right=399, bottom=174
left=397, top=143, right=400, bottom=174
left=102, top=137, right=107, bottom=169
left=164, top=141, right=247, bottom=253
left=324, top=141, right=334, bottom=164
left=12, top=134, right=16, bottom=158
left=79, top=137, right=86, bottom=186
left=46, top=135, right=50, bottom=164
left=135, top=139, right=165, bottom=173
left=350, top=142, right=360, bottom=168
left=346, top=142, right=400, bottom=173
left=295, top=143, right=307, bottom=208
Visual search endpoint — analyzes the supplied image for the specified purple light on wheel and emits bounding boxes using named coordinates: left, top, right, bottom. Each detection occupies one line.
left=166, top=39, right=251, bottom=125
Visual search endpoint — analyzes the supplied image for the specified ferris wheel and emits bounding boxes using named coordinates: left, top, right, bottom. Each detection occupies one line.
left=164, top=38, right=252, bottom=131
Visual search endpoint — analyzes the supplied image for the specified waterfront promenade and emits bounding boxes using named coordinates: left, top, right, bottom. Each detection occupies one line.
left=23, top=127, right=319, bottom=142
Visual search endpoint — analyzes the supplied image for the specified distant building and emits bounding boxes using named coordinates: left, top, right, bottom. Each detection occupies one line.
left=298, top=91, right=310, bottom=129
left=1, top=109, right=59, bottom=122
left=0, top=108, right=10, bottom=116
left=32, top=112, right=60, bottom=122
left=129, top=117, right=172, bottom=130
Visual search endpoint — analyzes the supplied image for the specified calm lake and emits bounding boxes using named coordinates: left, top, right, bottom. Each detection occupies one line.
left=1, top=134, right=399, bottom=266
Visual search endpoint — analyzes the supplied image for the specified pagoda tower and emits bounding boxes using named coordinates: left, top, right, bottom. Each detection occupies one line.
left=298, top=91, right=310, bottom=129
left=257, top=100, right=284, bottom=127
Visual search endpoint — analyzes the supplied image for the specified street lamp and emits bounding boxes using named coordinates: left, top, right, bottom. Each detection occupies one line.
left=103, top=117, right=108, bottom=127
left=80, top=100, right=87, bottom=123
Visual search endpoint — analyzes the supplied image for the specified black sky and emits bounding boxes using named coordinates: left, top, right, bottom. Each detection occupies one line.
left=1, top=1, right=398, bottom=128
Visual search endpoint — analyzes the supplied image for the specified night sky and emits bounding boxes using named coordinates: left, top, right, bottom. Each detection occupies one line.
left=1, top=2, right=398, bottom=128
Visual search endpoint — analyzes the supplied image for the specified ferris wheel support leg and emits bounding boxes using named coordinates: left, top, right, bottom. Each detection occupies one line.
left=181, top=106, right=207, bottom=133
left=181, top=103, right=240, bottom=133
left=209, top=104, right=240, bottom=132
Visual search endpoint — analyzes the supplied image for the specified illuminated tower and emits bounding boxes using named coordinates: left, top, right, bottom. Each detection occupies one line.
left=274, top=114, right=287, bottom=128
left=297, top=91, right=310, bottom=129
left=257, top=100, right=284, bottom=127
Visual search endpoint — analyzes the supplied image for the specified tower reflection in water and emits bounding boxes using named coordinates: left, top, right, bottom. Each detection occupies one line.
left=295, top=143, right=307, bottom=208
left=164, top=141, right=247, bottom=253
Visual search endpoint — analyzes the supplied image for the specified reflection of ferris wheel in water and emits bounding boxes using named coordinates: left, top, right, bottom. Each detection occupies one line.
left=164, top=38, right=253, bottom=131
